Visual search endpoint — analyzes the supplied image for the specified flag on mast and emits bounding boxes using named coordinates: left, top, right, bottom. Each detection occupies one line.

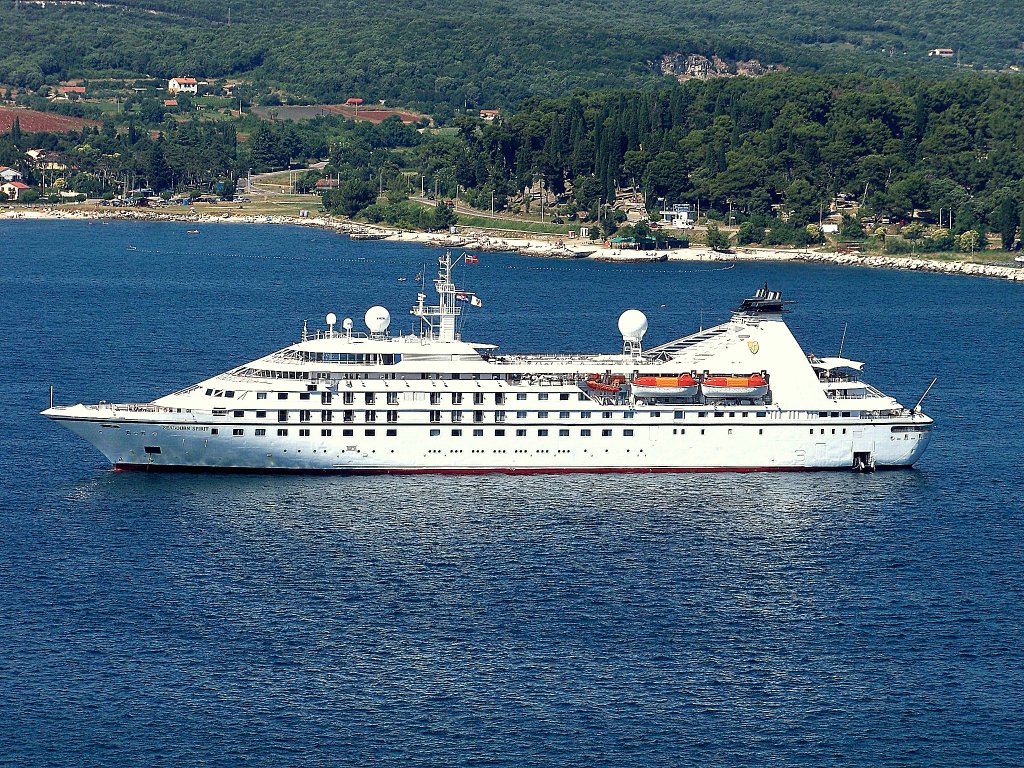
left=456, top=292, right=483, bottom=307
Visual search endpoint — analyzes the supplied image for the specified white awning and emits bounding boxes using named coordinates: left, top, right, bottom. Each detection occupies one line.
left=812, top=356, right=865, bottom=371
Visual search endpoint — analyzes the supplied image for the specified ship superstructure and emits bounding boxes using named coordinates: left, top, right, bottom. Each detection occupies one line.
left=43, top=253, right=933, bottom=473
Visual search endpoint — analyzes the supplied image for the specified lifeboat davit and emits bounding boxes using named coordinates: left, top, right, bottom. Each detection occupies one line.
left=631, top=374, right=699, bottom=398
left=701, top=374, right=769, bottom=399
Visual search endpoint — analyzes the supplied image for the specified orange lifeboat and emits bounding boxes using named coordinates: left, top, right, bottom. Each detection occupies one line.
left=631, top=374, right=699, bottom=398
left=701, top=374, right=768, bottom=399
left=585, top=373, right=624, bottom=393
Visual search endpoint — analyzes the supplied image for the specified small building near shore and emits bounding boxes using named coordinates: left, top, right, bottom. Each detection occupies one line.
left=659, top=203, right=695, bottom=228
left=1, top=181, right=31, bottom=200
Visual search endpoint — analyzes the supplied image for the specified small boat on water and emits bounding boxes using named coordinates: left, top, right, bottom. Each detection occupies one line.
left=186, top=229, right=201, bottom=235
left=126, top=245, right=137, bottom=251
left=701, top=374, right=768, bottom=399
left=631, top=374, right=698, bottom=398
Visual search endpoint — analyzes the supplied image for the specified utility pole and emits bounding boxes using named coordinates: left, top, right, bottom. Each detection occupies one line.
left=490, top=190, right=494, bottom=215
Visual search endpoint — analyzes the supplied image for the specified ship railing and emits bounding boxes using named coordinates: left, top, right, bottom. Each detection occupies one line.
left=81, top=402, right=172, bottom=413
left=819, top=372, right=862, bottom=383
left=860, top=408, right=912, bottom=419
left=491, top=354, right=587, bottom=366
left=505, top=372, right=590, bottom=387
left=826, top=391, right=867, bottom=400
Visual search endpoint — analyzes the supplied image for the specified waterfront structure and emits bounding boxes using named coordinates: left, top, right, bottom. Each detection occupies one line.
left=44, top=254, right=933, bottom=473
left=659, top=203, right=695, bottom=228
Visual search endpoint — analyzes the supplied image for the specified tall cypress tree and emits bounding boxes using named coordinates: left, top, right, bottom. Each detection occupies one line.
left=994, top=195, right=1019, bottom=250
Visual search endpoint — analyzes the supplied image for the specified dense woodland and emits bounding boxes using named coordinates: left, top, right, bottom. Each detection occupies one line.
left=453, top=74, right=1024, bottom=244
left=2, top=1, right=1023, bottom=113
left=4, top=73, right=1024, bottom=248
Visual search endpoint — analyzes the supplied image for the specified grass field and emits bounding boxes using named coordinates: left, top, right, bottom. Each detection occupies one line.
left=454, top=213, right=575, bottom=235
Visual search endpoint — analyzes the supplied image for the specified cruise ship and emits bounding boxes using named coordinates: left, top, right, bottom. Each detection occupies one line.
left=43, top=252, right=934, bottom=473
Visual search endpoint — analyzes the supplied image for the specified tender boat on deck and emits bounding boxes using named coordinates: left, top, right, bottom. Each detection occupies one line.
left=631, top=374, right=699, bottom=398
left=701, top=374, right=769, bottom=399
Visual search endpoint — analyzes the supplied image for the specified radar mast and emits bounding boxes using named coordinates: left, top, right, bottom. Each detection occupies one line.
left=410, top=251, right=478, bottom=341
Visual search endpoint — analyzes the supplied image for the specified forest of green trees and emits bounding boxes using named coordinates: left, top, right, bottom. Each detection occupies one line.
left=1, top=0, right=1023, bottom=113
left=448, top=73, right=1024, bottom=246
left=4, top=72, right=1024, bottom=249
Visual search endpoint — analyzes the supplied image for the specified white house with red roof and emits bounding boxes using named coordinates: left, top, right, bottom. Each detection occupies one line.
left=1, top=181, right=31, bottom=200
left=168, top=77, right=198, bottom=94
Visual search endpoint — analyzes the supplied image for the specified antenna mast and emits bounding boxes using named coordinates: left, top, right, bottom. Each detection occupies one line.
left=410, top=251, right=466, bottom=341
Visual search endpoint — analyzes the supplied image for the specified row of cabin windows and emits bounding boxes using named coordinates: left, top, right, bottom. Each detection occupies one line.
left=212, top=389, right=590, bottom=404
left=428, top=428, right=634, bottom=437
left=224, top=427, right=399, bottom=437
left=219, top=409, right=781, bottom=423
left=216, top=426, right=781, bottom=438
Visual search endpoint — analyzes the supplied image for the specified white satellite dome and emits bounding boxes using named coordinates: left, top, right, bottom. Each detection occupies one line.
left=325, top=312, right=337, bottom=326
left=342, top=317, right=354, bottom=331
left=617, top=309, right=648, bottom=341
left=364, top=306, right=391, bottom=334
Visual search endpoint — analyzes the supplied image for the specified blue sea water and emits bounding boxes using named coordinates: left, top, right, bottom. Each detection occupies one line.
left=1, top=219, right=1022, bottom=766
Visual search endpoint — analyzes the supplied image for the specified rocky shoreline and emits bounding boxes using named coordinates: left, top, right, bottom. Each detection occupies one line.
left=5, top=206, right=1022, bottom=283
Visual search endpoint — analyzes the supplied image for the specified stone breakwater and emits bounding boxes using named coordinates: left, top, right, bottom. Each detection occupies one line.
left=7, top=207, right=1023, bottom=282
left=790, top=251, right=1024, bottom=282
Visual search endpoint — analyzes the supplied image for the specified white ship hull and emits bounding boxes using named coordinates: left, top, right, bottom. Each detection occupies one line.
left=49, top=407, right=931, bottom=473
